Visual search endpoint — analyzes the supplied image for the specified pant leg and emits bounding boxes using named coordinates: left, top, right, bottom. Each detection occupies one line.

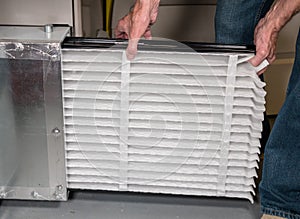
left=260, top=30, right=300, bottom=219
left=215, top=0, right=274, bottom=45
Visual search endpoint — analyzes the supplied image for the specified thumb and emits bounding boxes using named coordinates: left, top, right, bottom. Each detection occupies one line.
left=249, top=50, right=268, bottom=67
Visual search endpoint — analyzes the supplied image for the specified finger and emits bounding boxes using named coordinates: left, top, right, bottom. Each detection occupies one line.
left=114, top=14, right=131, bottom=39
left=127, top=14, right=151, bottom=59
left=114, top=25, right=122, bottom=38
left=115, top=31, right=128, bottom=39
left=144, top=28, right=152, bottom=40
left=267, top=50, right=276, bottom=64
left=126, top=38, right=139, bottom=60
left=114, top=31, right=125, bottom=39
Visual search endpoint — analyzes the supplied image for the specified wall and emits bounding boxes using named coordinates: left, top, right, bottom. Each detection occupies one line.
left=82, top=0, right=102, bottom=37
left=112, top=0, right=216, bottom=42
left=0, top=0, right=73, bottom=27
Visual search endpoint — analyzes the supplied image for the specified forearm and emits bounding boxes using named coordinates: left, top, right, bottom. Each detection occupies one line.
left=264, top=0, right=300, bottom=32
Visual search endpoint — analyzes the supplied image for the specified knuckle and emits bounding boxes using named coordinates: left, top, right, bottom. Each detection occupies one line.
left=259, top=49, right=268, bottom=57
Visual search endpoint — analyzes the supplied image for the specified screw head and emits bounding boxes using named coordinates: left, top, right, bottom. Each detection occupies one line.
left=52, top=128, right=61, bottom=135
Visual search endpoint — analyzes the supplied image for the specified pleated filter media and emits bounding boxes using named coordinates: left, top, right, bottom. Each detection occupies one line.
left=61, top=43, right=266, bottom=203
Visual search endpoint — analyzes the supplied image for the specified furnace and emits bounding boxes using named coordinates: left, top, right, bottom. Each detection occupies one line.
left=0, top=25, right=266, bottom=203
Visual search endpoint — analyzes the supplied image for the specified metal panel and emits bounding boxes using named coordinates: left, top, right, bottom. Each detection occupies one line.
left=0, top=26, right=69, bottom=201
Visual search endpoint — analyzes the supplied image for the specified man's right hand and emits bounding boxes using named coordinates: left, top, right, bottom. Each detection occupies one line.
left=114, top=0, right=160, bottom=60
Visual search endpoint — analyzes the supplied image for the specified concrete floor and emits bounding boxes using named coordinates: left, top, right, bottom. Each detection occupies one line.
left=0, top=190, right=261, bottom=219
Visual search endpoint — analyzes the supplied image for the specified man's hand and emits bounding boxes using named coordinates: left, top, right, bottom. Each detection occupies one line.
left=249, top=17, right=280, bottom=75
left=114, top=0, right=160, bottom=60
left=249, top=0, right=300, bottom=75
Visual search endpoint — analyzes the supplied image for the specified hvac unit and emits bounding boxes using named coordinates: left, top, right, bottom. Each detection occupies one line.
left=0, top=26, right=266, bottom=203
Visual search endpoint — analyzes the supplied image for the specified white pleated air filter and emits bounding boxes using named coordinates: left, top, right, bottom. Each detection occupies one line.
left=61, top=39, right=266, bottom=203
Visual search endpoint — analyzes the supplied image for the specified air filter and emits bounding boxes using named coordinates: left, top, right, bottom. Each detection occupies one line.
left=61, top=39, right=266, bottom=203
